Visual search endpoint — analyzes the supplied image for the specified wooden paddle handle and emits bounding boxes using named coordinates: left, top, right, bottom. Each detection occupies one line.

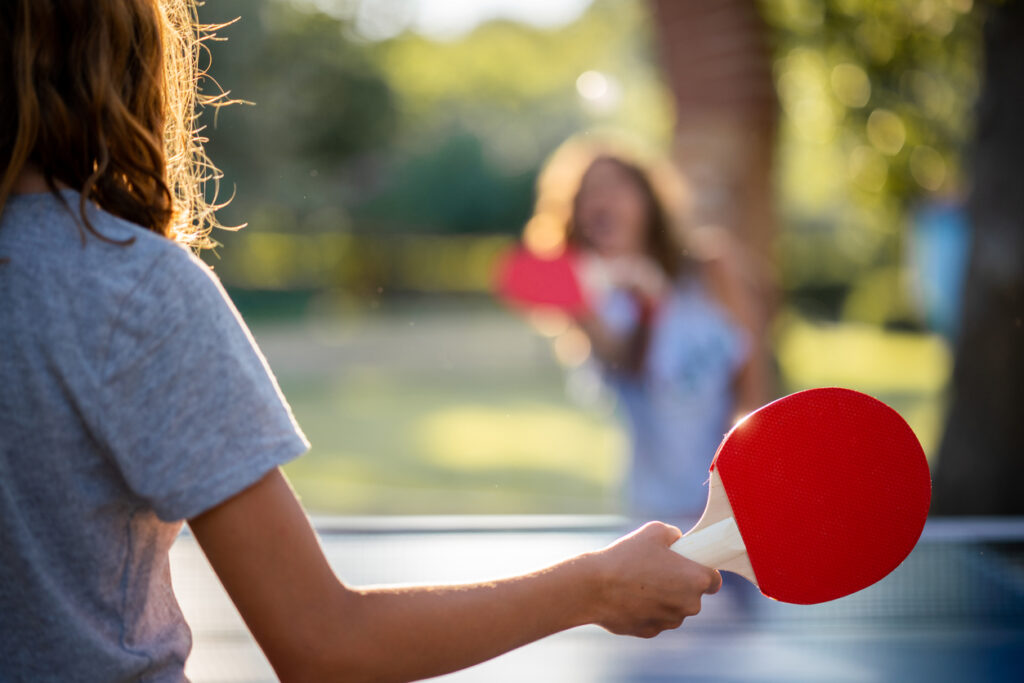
left=670, top=517, right=747, bottom=568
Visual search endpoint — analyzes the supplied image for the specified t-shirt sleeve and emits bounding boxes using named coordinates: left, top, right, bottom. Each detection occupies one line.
left=97, top=245, right=310, bottom=521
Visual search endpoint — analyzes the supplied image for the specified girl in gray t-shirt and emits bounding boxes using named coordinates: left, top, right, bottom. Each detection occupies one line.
left=0, top=3, right=720, bottom=680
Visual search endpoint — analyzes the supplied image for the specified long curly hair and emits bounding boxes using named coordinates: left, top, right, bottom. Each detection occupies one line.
left=0, top=0, right=228, bottom=248
left=568, top=155, right=685, bottom=280
left=525, top=133, right=693, bottom=279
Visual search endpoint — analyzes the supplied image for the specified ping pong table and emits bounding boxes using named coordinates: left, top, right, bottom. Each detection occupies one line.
left=171, top=516, right=1024, bottom=682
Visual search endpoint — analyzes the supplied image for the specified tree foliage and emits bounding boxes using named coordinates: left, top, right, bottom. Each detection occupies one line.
left=196, top=0, right=982, bottom=308
left=761, top=0, right=980, bottom=321
left=198, top=0, right=668, bottom=237
left=198, top=0, right=397, bottom=225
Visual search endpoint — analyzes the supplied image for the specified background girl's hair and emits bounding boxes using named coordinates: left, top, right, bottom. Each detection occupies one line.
left=0, top=0, right=232, bottom=248
left=568, top=155, right=686, bottom=279
left=525, top=132, right=692, bottom=273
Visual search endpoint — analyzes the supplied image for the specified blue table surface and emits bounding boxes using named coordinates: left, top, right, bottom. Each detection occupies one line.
left=169, top=516, right=1024, bottom=683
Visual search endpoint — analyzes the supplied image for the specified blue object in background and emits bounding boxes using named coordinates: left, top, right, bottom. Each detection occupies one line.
left=909, top=201, right=971, bottom=340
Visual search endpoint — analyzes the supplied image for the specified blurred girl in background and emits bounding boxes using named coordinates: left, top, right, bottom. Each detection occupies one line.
left=531, top=139, right=770, bottom=518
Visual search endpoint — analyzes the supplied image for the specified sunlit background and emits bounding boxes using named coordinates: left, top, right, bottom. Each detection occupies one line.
left=194, top=0, right=979, bottom=515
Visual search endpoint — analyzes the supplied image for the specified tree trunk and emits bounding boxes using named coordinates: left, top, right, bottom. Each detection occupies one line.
left=648, top=0, right=779, bottom=402
left=647, top=0, right=778, bottom=293
left=932, top=1, right=1024, bottom=515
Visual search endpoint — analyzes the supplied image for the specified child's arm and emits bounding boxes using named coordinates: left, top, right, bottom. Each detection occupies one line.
left=189, top=468, right=720, bottom=683
left=575, top=310, right=650, bottom=373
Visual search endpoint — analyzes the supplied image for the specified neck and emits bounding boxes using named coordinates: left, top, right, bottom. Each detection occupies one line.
left=10, top=168, right=55, bottom=195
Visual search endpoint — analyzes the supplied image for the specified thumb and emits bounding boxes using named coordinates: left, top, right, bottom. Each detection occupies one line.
left=638, top=521, right=683, bottom=546
left=704, top=569, right=723, bottom=595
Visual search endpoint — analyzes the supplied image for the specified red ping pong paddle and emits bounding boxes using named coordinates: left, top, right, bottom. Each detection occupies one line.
left=494, top=247, right=589, bottom=316
left=671, top=387, right=931, bottom=604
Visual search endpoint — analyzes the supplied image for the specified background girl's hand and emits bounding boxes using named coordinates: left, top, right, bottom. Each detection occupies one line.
left=604, top=255, right=671, bottom=304
left=584, top=522, right=722, bottom=638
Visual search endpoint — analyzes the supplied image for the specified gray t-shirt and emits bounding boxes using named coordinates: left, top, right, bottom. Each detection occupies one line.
left=0, top=190, right=309, bottom=682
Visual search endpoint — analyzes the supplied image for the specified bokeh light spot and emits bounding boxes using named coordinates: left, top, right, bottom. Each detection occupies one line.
left=575, top=69, right=622, bottom=113
left=554, top=327, right=591, bottom=367
left=793, top=97, right=837, bottom=144
left=528, top=309, right=571, bottom=338
left=866, top=109, right=906, bottom=156
left=831, top=63, right=871, bottom=108
left=910, top=145, right=947, bottom=191
left=523, top=213, right=566, bottom=258
left=849, top=145, right=888, bottom=192
left=576, top=70, right=609, bottom=100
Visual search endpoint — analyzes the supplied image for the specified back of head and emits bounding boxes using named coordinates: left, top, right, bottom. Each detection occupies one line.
left=0, top=0, right=219, bottom=247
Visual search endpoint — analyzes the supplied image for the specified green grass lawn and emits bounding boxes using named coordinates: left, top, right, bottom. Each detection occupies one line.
left=280, top=371, right=624, bottom=514
left=252, top=301, right=627, bottom=515
left=252, top=301, right=950, bottom=516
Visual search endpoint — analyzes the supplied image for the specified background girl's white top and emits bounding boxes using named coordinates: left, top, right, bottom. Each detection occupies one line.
left=598, top=276, right=749, bottom=518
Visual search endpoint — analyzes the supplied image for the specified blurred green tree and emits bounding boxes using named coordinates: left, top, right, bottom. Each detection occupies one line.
left=356, top=0, right=669, bottom=235
left=772, top=0, right=978, bottom=205
left=761, top=0, right=979, bottom=321
left=198, top=0, right=397, bottom=225
left=199, top=0, right=669, bottom=239
left=353, top=133, right=535, bottom=234
left=195, top=0, right=983, bottom=313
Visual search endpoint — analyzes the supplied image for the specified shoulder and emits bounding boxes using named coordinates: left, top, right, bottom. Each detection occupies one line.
left=77, top=202, right=232, bottom=332
left=3, top=190, right=233, bottom=340
left=76, top=194, right=203, bottom=280
left=687, top=228, right=759, bottom=331
left=1, top=189, right=199, bottom=289
left=0, top=191, right=240, bottom=393
left=686, top=227, right=742, bottom=275
left=68, top=191, right=220, bottom=297
left=101, top=225, right=235, bottom=354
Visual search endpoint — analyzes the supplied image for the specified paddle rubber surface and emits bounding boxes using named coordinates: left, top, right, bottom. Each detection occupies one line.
left=494, top=248, right=588, bottom=315
left=712, top=388, right=931, bottom=604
